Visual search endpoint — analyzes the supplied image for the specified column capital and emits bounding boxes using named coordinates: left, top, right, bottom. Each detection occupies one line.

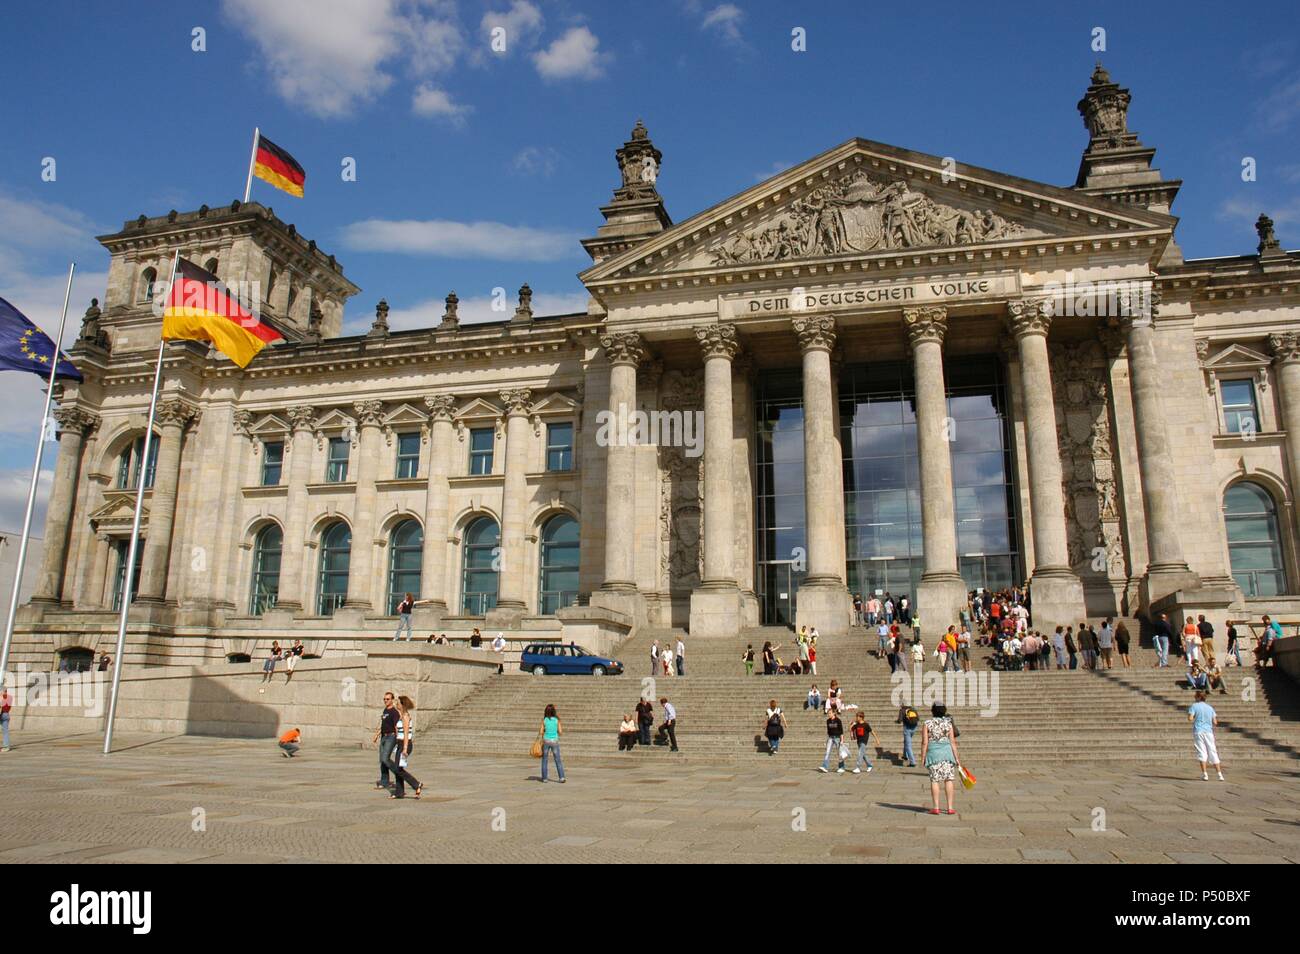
left=1269, top=332, right=1300, bottom=366
left=498, top=388, right=534, bottom=417
left=695, top=322, right=740, bottom=361
left=155, top=399, right=199, bottom=430
left=792, top=315, right=836, bottom=353
left=1005, top=298, right=1054, bottom=338
left=53, top=405, right=100, bottom=436
left=286, top=404, right=317, bottom=432
left=902, top=305, right=948, bottom=349
left=353, top=400, right=384, bottom=428
left=424, top=393, right=457, bottom=421
left=1115, top=282, right=1159, bottom=330
left=600, top=331, right=646, bottom=367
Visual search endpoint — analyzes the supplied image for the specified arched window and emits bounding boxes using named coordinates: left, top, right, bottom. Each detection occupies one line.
left=140, top=267, right=158, bottom=302
left=538, top=514, right=579, bottom=615
left=1225, top=483, right=1288, bottom=597
left=249, top=524, right=283, bottom=615
left=387, top=519, right=423, bottom=614
left=461, top=516, right=499, bottom=615
left=317, top=522, right=351, bottom=616
left=116, top=435, right=158, bottom=489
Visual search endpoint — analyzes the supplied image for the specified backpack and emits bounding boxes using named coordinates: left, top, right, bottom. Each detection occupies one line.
left=903, top=707, right=919, bottom=729
left=766, top=711, right=783, bottom=738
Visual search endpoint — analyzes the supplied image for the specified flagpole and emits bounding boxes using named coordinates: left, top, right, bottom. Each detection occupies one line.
left=243, top=127, right=260, bottom=204
left=0, top=262, right=76, bottom=685
left=103, top=250, right=178, bottom=755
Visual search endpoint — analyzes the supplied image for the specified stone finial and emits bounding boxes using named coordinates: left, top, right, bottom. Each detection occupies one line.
left=792, top=315, right=837, bottom=353
left=600, top=331, right=646, bottom=367
left=499, top=388, right=534, bottom=417
left=1077, top=63, right=1139, bottom=152
left=696, top=322, right=741, bottom=361
left=369, top=298, right=390, bottom=338
left=513, top=283, right=534, bottom=322
left=424, top=394, right=457, bottom=421
left=440, top=291, right=459, bottom=330
left=902, top=306, right=948, bottom=349
left=614, top=120, right=663, bottom=203
left=1005, top=298, right=1054, bottom=338
left=1257, top=213, right=1283, bottom=257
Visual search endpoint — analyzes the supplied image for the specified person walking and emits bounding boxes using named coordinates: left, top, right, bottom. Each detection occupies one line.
left=285, top=638, right=304, bottom=683
left=853, top=593, right=864, bottom=626
left=387, top=695, right=424, bottom=799
left=650, top=639, right=660, bottom=676
left=0, top=686, right=12, bottom=752
left=1097, top=618, right=1114, bottom=669
left=1183, top=616, right=1202, bottom=666
left=742, top=644, right=755, bottom=676
left=618, top=713, right=638, bottom=751
left=491, top=632, right=506, bottom=673
left=762, top=641, right=777, bottom=675
left=877, top=620, right=891, bottom=660
left=635, top=696, right=654, bottom=747
left=1065, top=626, right=1078, bottom=670
left=1051, top=626, right=1067, bottom=669
left=1152, top=612, right=1173, bottom=668
left=896, top=703, right=919, bottom=767
left=278, top=727, right=302, bottom=758
left=819, top=709, right=846, bottom=773
left=764, top=700, right=786, bottom=755
left=1115, top=619, right=1132, bottom=668
left=371, top=691, right=401, bottom=790
left=1224, top=622, right=1242, bottom=667
left=1197, top=615, right=1216, bottom=665
left=393, top=593, right=416, bottom=640
left=261, top=641, right=282, bottom=684
left=920, top=703, right=962, bottom=815
left=957, top=624, right=973, bottom=672
left=675, top=636, right=685, bottom=677
left=657, top=697, right=678, bottom=751
left=538, top=704, right=566, bottom=782
left=849, top=712, right=879, bottom=774
left=807, top=639, right=817, bottom=676
left=1188, top=690, right=1224, bottom=782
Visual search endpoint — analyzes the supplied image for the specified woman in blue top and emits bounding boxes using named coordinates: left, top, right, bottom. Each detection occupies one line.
left=538, top=704, right=566, bottom=783
left=920, top=703, right=962, bottom=815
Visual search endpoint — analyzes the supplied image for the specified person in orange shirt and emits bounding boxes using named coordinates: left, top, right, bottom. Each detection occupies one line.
left=279, top=727, right=301, bottom=758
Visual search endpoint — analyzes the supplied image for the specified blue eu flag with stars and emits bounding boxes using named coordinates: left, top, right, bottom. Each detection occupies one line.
left=0, top=295, right=82, bottom=381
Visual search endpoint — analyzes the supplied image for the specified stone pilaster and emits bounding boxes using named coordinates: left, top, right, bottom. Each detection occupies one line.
left=273, top=405, right=316, bottom=613
left=690, top=323, right=742, bottom=636
left=793, top=315, right=851, bottom=635
left=31, top=406, right=99, bottom=604
left=1269, top=333, right=1300, bottom=551
left=417, top=395, right=456, bottom=622
left=343, top=400, right=384, bottom=610
left=904, top=306, right=966, bottom=630
left=487, top=387, right=534, bottom=627
left=1005, top=298, right=1085, bottom=632
left=137, top=399, right=198, bottom=603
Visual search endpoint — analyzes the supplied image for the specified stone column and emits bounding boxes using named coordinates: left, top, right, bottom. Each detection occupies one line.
left=903, top=306, right=966, bottom=629
left=273, top=405, right=317, bottom=613
left=344, top=401, right=384, bottom=611
left=417, top=394, right=455, bottom=622
left=689, top=323, right=742, bottom=637
left=487, top=388, right=533, bottom=627
left=137, top=399, right=198, bottom=603
left=589, top=332, right=646, bottom=628
left=31, top=407, right=98, bottom=604
left=1006, top=299, right=1085, bottom=632
left=1269, top=333, right=1300, bottom=553
left=1120, top=302, right=1200, bottom=607
left=793, top=315, right=851, bottom=635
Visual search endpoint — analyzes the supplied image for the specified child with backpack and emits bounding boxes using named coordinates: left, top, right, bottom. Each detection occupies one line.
left=896, top=703, right=920, bottom=767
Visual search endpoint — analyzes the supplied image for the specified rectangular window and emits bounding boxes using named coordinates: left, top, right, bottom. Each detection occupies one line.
left=546, top=422, right=574, bottom=472
left=261, top=440, right=284, bottom=486
left=326, top=437, right=350, bottom=482
left=396, top=432, right=420, bottom=479
left=469, top=427, right=494, bottom=475
left=1221, top=379, right=1258, bottom=435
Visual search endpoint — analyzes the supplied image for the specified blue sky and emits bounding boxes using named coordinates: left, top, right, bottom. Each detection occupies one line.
left=0, top=0, right=1298, bottom=532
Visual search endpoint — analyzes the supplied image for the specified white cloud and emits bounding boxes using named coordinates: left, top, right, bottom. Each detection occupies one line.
left=1217, top=195, right=1300, bottom=230
left=1256, top=75, right=1300, bottom=133
left=512, top=145, right=561, bottom=177
left=533, top=26, right=609, bottom=81
left=701, top=4, right=745, bottom=45
left=344, top=290, right=590, bottom=333
left=221, top=0, right=465, bottom=119
left=0, top=192, right=97, bottom=252
left=411, top=84, right=471, bottom=122
left=481, top=1, right=544, bottom=54
left=339, top=218, right=577, bottom=261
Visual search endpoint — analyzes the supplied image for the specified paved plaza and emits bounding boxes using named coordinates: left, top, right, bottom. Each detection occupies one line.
left=1, top=734, right=1296, bottom=864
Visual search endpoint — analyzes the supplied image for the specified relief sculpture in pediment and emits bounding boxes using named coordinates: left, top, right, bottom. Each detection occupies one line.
left=711, top=169, right=1030, bottom=265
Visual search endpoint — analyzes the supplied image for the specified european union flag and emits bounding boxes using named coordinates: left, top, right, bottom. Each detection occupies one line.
left=0, top=295, right=82, bottom=381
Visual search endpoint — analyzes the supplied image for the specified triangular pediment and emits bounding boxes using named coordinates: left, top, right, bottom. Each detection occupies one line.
left=581, top=138, right=1175, bottom=285
left=529, top=393, right=580, bottom=416
left=382, top=403, right=429, bottom=427
left=247, top=413, right=290, bottom=438
left=454, top=397, right=502, bottom=421
left=90, top=494, right=149, bottom=530
left=1204, top=343, right=1269, bottom=369
left=312, top=408, right=356, bottom=432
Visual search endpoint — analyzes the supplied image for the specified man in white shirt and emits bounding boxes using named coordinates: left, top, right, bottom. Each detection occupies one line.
left=491, top=632, right=506, bottom=673
left=650, top=640, right=659, bottom=675
left=675, top=637, right=685, bottom=676
left=957, top=626, right=972, bottom=672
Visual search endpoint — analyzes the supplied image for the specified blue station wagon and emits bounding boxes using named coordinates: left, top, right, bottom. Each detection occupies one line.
left=520, top=643, right=624, bottom=676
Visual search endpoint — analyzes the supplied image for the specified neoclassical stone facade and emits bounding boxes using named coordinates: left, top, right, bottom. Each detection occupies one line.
left=14, top=69, right=1300, bottom=665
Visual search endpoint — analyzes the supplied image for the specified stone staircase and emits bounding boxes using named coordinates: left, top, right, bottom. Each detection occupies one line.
left=425, top=623, right=1300, bottom=764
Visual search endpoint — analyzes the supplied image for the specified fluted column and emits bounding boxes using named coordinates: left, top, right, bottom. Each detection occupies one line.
left=344, top=401, right=383, bottom=610
left=419, top=395, right=455, bottom=615
left=492, top=387, right=534, bottom=618
left=1269, top=333, right=1300, bottom=551
left=31, top=406, right=98, bottom=603
left=137, top=399, right=198, bottom=602
left=598, top=332, right=644, bottom=592
left=274, top=405, right=316, bottom=612
left=1005, top=299, right=1084, bottom=630
left=904, top=306, right=965, bottom=627
left=697, top=324, right=739, bottom=587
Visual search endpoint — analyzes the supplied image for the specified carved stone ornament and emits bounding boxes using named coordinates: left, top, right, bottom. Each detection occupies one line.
left=1269, top=332, right=1300, bottom=365
left=499, top=388, right=534, bottom=417
left=600, top=331, right=646, bottom=367
left=286, top=405, right=317, bottom=432
left=902, top=306, right=948, bottom=349
left=695, top=323, right=741, bottom=361
left=710, top=168, right=1030, bottom=265
left=1006, top=298, right=1054, bottom=338
left=792, top=315, right=837, bottom=353
left=232, top=410, right=253, bottom=438
left=424, top=394, right=457, bottom=421
left=156, top=399, right=199, bottom=430
left=353, top=400, right=384, bottom=427
left=53, top=405, right=100, bottom=436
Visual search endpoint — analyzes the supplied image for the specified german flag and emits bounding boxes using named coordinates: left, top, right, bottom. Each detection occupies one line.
left=162, top=258, right=283, bottom=368
left=253, top=133, right=306, bottom=198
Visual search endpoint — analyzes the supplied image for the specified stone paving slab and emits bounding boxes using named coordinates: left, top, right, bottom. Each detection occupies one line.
left=0, top=736, right=1295, bottom=864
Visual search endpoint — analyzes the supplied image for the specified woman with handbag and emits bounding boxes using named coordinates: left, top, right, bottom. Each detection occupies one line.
left=537, top=704, right=566, bottom=783
left=920, top=703, right=961, bottom=815
left=388, top=695, right=424, bottom=799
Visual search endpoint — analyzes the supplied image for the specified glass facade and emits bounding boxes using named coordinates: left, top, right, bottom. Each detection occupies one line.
left=461, top=516, right=500, bottom=614
left=754, top=372, right=807, bottom=626
left=317, top=522, right=351, bottom=615
left=538, top=514, right=580, bottom=614
left=386, top=519, right=423, bottom=613
left=249, top=524, right=282, bottom=615
left=1224, top=482, right=1287, bottom=596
